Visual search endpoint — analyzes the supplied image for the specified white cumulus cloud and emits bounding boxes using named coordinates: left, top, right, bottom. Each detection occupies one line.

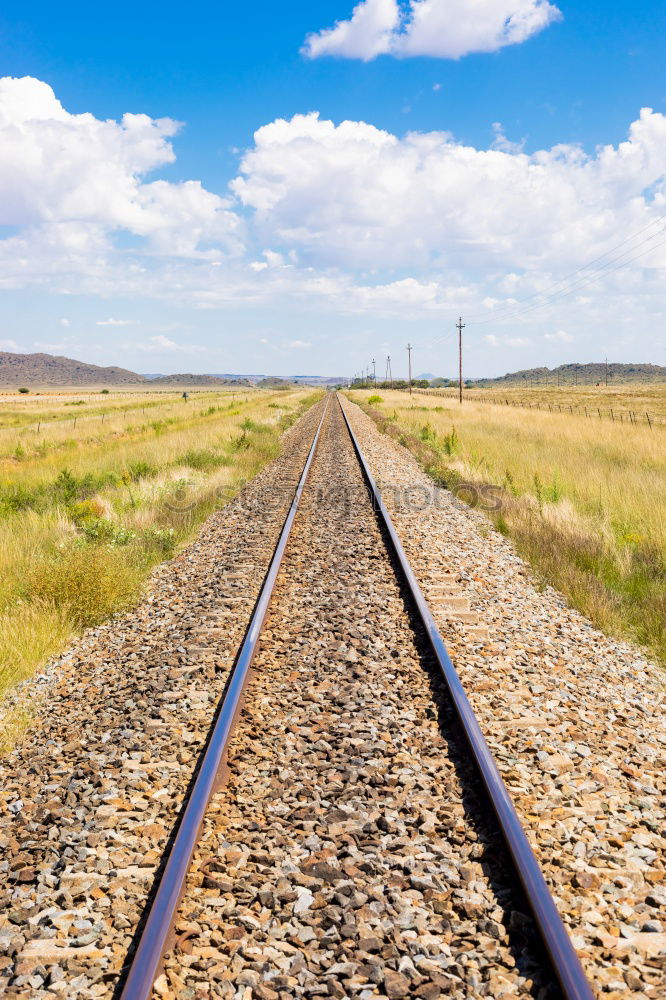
left=303, top=0, right=561, bottom=61
left=96, top=317, right=134, bottom=326
left=0, top=76, right=243, bottom=265
left=233, top=110, right=666, bottom=275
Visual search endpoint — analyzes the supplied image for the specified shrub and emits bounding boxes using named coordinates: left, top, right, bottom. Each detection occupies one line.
left=26, top=545, right=142, bottom=628
left=368, top=394, right=383, bottom=404
left=100, top=389, right=110, bottom=394
left=127, top=460, right=157, bottom=481
left=18, top=387, right=29, bottom=394
left=442, top=426, right=458, bottom=456
left=182, top=448, right=227, bottom=471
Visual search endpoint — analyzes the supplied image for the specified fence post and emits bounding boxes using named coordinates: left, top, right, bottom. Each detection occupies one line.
left=646, top=411, right=652, bottom=429
left=610, top=409, right=614, bottom=422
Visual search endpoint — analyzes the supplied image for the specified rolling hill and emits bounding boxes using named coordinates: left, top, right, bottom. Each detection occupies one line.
left=0, top=351, right=144, bottom=385
left=472, top=362, right=666, bottom=387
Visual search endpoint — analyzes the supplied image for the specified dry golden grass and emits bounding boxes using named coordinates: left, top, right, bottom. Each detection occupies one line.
left=0, top=387, right=321, bottom=745
left=420, top=382, right=666, bottom=422
left=351, top=388, right=666, bottom=666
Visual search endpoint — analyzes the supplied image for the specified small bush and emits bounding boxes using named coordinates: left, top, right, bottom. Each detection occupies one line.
left=182, top=448, right=227, bottom=471
left=100, top=389, right=110, bottom=394
left=127, top=460, right=157, bottom=481
left=26, top=545, right=142, bottom=628
left=368, top=394, right=383, bottom=404
left=419, top=423, right=436, bottom=444
left=140, top=526, right=176, bottom=557
left=442, top=426, right=458, bottom=456
left=18, top=387, right=29, bottom=394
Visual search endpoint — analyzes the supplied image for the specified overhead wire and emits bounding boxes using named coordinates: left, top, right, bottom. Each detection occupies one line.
left=421, top=213, right=666, bottom=350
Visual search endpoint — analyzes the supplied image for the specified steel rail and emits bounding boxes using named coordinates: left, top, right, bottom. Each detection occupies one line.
left=337, top=393, right=595, bottom=1000
left=119, top=394, right=330, bottom=1000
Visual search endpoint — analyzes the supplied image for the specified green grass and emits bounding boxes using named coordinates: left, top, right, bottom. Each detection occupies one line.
left=0, top=388, right=321, bottom=748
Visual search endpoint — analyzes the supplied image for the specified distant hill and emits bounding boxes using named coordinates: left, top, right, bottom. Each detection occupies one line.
left=148, top=373, right=253, bottom=386
left=472, top=362, right=666, bottom=387
left=0, top=351, right=144, bottom=385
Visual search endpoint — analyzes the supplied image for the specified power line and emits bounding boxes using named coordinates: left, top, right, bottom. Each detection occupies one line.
left=472, top=229, right=666, bottom=327
left=468, top=214, right=666, bottom=323
left=422, top=219, right=666, bottom=355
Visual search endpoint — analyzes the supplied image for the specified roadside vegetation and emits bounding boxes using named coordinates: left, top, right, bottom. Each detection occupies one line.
left=0, top=387, right=320, bottom=748
left=349, top=387, right=666, bottom=667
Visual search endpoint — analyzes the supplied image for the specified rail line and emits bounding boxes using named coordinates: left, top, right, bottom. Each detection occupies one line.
left=119, top=392, right=594, bottom=1000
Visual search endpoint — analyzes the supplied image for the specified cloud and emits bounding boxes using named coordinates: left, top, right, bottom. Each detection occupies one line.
left=0, top=76, right=243, bottom=264
left=485, top=334, right=531, bottom=346
left=233, top=110, right=666, bottom=275
left=491, top=121, right=525, bottom=154
left=0, top=338, right=19, bottom=350
left=288, top=339, right=312, bottom=348
left=2, top=75, right=666, bottom=341
left=59, top=318, right=70, bottom=327
left=96, top=317, right=134, bottom=326
left=134, top=335, right=207, bottom=353
left=544, top=329, right=574, bottom=341
left=302, top=0, right=561, bottom=61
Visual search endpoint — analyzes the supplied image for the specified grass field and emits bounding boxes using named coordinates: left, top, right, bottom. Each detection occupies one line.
left=416, top=383, right=666, bottom=423
left=349, top=387, right=666, bottom=667
left=0, top=386, right=321, bottom=749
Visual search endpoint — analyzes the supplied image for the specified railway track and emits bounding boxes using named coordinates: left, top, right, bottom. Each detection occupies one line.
left=118, top=393, right=593, bottom=1000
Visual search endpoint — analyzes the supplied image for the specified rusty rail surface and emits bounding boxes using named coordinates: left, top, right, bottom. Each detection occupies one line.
left=337, top=393, right=594, bottom=1000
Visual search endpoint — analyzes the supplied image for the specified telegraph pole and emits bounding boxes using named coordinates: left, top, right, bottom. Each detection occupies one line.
left=385, top=355, right=393, bottom=389
left=456, top=317, right=465, bottom=405
left=407, top=343, right=412, bottom=395
left=605, top=358, right=608, bottom=387
left=372, top=358, right=376, bottom=385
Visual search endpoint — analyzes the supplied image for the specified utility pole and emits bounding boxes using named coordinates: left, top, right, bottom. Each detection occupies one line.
left=605, top=358, right=608, bottom=387
left=385, top=355, right=393, bottom=389
left=407, top=343, right=412, bottom=395
left=372, top=358, right=376, bottom=385
left=456, top=317, right=465, bottom=405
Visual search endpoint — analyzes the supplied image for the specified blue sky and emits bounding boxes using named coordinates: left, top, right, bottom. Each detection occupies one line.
left=1, top=1, right=665, bottom=376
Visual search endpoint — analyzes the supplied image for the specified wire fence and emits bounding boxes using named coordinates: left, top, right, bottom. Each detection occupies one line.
left=404, top=387, right=665, bottom=428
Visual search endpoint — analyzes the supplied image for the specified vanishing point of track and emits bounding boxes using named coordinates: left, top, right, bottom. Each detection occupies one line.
left=119, top=393, right=594, bottom=1000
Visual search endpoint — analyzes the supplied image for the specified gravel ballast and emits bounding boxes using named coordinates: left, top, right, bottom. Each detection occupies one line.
left=156, top=396, right=552, bottom=1000
left=0, top=400, right=325, bottom=998
left=342, top=396, right=666, bottom=998
left=0, top=393, right=663, bottom=999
